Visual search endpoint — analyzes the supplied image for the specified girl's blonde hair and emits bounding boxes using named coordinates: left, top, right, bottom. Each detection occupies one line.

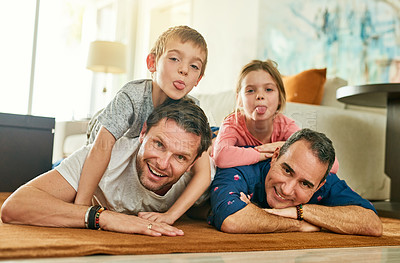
left=150, top=25, right=208, bottom=77
left=235, top=59, right=286, bottom=113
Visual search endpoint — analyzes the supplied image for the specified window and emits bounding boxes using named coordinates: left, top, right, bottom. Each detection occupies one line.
left=0, top=0, right=36, bottom=115
left=0, top=0, right=128, bottom=121
left=33, top=0, right=93, bottom=120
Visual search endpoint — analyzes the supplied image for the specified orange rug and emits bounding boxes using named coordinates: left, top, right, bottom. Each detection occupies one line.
left=1, top=192, right=400, bottom=259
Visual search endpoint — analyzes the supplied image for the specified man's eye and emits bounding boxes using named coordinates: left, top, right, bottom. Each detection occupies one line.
left=176, top=155, right=186, bottom=162
left=301, top=181, right=312, bottom=188
left=155, top=141, right=163, bottom=148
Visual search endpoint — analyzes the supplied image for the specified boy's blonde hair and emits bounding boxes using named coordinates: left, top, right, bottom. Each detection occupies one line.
left=150, top=25, right=208, bottom=77
left=236, top=59, right=286, bottom=113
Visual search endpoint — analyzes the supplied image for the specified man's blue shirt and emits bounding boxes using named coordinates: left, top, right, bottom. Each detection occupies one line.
left=208, top=160, right=377, bottom=230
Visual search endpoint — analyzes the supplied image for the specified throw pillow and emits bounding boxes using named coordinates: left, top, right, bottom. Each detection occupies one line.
left=282, top=68, right=327, bottom=105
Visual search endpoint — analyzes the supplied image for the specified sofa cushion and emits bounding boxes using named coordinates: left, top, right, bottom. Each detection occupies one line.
left=283, top=68, right=327, bottom=105
left=63, top=134, right=87, bottom=158
left=321, top=77, right=347, bottom=109
left=192, top=90, right=236, bottom=127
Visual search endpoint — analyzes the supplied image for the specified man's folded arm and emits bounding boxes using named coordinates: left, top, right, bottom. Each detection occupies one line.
left=1, top=170, right=86, bottom=227
left=220, top=203, right=318, bottom=233
left=1, top=170, right=186, bottom=237
left=302, top=204, right=382, bottom=236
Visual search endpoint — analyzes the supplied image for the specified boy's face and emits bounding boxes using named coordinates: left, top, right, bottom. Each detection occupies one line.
left=147, top=38, right=206, bottom=101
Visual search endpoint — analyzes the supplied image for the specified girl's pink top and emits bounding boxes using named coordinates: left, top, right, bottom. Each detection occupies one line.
left=213, top=111, right=339, bottom=174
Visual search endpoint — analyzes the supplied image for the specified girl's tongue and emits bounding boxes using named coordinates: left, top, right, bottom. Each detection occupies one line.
left=255, top=106, right=267, bottom=114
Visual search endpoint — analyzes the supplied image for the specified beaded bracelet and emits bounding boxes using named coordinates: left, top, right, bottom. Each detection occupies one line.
left=95, top=207, right=107, bottom=230
left=296, top=204, right=304, bottom=221
left=87, top=205, right=102, bottom=230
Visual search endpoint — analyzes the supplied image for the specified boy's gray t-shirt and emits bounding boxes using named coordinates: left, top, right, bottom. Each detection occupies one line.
left=87, top=79, right=200, bottom=143
left=87, top=79, right=154, bottom=143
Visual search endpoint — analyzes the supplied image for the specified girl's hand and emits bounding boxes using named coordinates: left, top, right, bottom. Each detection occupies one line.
left=138, top=211, right=176, bottom=225
left=255, top=141, right=285, bottom=160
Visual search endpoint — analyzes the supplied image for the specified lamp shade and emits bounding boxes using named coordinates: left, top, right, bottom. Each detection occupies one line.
left=87, top=41, right=126, bottom=74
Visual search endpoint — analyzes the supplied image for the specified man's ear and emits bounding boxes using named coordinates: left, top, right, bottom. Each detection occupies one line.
left=185, top=162, right=196, bottom=173
left=139, top=123, right=148, bottom=143
left=146, top=53, right=156, bottom=73
left=316, top=179, right=326, bottom=191
left=270, top=147, right=280, bottom=165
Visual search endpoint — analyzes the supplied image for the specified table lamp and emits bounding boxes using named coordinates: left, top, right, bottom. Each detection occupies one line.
left=86, top=40, right=127, bottom=93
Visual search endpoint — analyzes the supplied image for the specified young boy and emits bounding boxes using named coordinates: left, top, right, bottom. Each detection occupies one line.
left=75, top=25, right=211, bottom=225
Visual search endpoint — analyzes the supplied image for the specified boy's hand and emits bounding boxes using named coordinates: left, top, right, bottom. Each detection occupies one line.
left=138, top=211, right=176, bottom=225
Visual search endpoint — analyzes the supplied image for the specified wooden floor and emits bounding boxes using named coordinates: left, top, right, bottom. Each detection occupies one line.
left=5, top=246, right=400, bottom=262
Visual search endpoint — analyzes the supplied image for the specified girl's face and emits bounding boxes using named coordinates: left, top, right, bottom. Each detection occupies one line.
left=238, top=69, right=280, bottom=122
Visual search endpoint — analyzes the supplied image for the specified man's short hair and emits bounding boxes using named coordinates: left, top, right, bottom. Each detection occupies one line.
left=150, top=25, right=208, bottom=77
left=145, top=97, right=212, bottom=159
left=278, top=128, right=336, bottom=182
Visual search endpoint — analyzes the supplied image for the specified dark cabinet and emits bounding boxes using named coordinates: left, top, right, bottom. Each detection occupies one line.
left=0, top=113, right=55, bottom=192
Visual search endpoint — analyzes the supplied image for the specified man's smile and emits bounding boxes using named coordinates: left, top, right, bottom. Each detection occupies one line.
left=147, top=164, right=167, bottom=177
left=274, top=187, right=288, bottom=201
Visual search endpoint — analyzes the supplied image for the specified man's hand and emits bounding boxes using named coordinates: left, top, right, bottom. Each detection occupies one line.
left=239, top=193, right=320, bottom=233
left=264, top=207, right=297, bottom=219
left=138, top=211, right=176, bottom=225
left=100, top=210, right=184, bottom=237
left=264, top=207, right=321, bottom=232
left=299, top=220, right=321, bottom=232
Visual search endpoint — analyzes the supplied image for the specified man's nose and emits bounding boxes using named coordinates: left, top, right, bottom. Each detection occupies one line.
left=157, top=152, right=172, bottom=170
left=281, top=180, right=296, bottom=196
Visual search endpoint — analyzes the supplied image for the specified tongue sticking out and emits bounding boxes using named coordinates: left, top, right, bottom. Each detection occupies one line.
left=173, top=81, right=185, bottom=90
left=255, top=106, right=267, bottom=114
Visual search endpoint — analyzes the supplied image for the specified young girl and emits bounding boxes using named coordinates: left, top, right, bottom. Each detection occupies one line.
left=213, top=59, right=339, bottom=173
left=74, top=25, right=212, bottom=225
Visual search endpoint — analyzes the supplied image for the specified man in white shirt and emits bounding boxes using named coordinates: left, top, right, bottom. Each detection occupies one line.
left=1, top=98, right=212, bottom=237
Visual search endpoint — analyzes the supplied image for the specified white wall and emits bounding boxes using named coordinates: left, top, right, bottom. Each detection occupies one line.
left=190, top=0, right=260, bottom=94
left=132, top=0, right=192, bottom=81
left=131, top=0, right=260, bottom=95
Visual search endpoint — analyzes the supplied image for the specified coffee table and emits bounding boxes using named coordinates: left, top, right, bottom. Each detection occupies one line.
left=337, top=83, right=400, bottom=218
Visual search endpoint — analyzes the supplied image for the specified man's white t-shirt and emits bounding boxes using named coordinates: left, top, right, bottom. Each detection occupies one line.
left=56, top=137, right=208, bottom=215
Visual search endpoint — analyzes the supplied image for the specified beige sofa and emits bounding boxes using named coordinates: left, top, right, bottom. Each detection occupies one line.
left=192, top=77, right=389, bottom=201
left=53, top=77, right=389, bottom=200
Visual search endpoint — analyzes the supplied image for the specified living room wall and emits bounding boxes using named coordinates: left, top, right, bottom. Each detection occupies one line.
left=132, top=0, right=399, bottom=95
left=257, top=0, right=400, bottom=85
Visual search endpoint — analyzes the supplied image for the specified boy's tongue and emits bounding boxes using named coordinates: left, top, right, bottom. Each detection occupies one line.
left=256, top=106, right=267, bottom=114
left=173, top=81, right=185, bottom=90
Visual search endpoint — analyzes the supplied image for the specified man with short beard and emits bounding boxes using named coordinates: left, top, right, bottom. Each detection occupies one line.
left=1, top=98, right=212, bottom=237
